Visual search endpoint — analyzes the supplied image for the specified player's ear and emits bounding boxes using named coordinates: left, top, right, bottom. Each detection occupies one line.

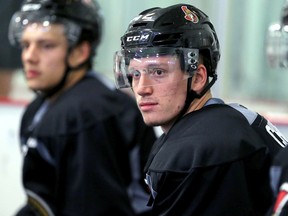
left=68, top=41, right=90, bottom=67
left=191, top=64, right=208, bottom=93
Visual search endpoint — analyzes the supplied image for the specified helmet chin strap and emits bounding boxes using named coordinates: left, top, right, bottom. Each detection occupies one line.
left=178, top=76, right=198, bottom=118
left=39, top=65, right=70, bottom=98
left=176, top=73, right=217, bottom=121
left=38, top=56, right=88, bottom=98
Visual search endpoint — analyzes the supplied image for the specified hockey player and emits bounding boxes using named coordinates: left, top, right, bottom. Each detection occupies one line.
left=114, top=4, right=288, bottom=216
left=266, top=1, right=288, bottom=215
left=9, top=0, right=156, bottom=215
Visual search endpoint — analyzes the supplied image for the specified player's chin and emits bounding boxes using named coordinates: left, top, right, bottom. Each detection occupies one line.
left=27, top=81, right=40, bottom=91
left=27, top=82, right=46, bottom=93
left=142, top=115, right=162, bottom=127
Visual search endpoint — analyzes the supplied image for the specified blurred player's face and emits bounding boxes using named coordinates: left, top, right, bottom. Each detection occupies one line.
left=21, top=23, right=68, bottom=92
left=130, top=56, right=188, bottom=132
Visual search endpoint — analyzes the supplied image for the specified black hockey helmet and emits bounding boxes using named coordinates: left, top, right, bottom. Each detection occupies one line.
left=266, top=0, right=288, bottom=68
left=281, top=0, right=288, bottom=25
left=121, top=4, right=220, bottom=76
left=9, top=0, right=102, bottom=49
left=114, top=4, right=220, bottom=91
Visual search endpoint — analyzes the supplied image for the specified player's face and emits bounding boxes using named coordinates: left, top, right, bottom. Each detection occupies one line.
left=21, top=23, right=68, bottom=92
left=130, top=56, right=188, bottom=132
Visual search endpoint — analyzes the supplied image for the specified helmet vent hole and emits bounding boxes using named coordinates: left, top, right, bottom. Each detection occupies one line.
left=153, top=33, right=182, bottom=45
left=160, top=22, right=174, bottom=26
left=132, top=22, right=148, bottom=28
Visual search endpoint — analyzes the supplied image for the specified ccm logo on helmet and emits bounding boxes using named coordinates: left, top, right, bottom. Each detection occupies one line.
left=126, top=34, right=150, bottom=42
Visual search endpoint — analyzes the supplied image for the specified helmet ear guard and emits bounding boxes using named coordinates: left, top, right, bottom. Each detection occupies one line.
left=178, top=48, right=199, bottom=74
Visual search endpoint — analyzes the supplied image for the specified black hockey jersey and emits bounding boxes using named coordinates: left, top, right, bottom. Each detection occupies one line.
left=17, top=72, right=156, bottom=216
left=269, top=146, right=288, bottom=216
left=144, top=99, right=287, bottom=216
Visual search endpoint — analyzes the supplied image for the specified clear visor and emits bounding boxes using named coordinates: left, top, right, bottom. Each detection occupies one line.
left=8, top=11, right=81, bottom=47
left=266, top=23, right=288, bottom=68
left=113, top=47, right=199, bottom=89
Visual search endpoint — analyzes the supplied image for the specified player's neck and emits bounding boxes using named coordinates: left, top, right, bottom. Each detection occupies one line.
left=186, top=90, right=212, bottom=114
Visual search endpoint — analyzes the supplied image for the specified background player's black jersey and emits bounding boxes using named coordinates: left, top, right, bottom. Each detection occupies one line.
left=144, top=99, right=287, bottom=216
left=269, top=146, right=288, bottom=216
left=18, top=72, right=156, bottom=216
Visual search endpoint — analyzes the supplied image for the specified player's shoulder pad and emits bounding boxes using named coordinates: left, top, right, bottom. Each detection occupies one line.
left=228, top=103, right=288, bottom=148
left=228, top=103, right=257, bottom=125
